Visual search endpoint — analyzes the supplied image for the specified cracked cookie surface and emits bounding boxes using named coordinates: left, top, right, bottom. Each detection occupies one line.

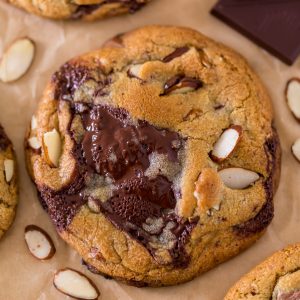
left=25, top=25, right=281, bottom=286
left=8, top=0, right=150, bottom=20
left=0, top=125, right=18, bottom=241
left=225, top=244, right=300, bottom=300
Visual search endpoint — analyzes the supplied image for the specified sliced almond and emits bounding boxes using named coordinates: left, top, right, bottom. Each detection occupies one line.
left=292, top=138, right=300, bottom=162
left=4, top=159, right=14, bottom=183
left=28, top=136, right=41, bottom=150
left=0, top=37, right=35, bottom=83
left=31, top=115, right=38, bottom=130
left=127, top=64, right=144, bottom=79
left=286, top=78, right=300, bottom=121
left=42, top=129, right=62, bottom=168
left=24, top=225, right=56, bottom=260
left=219, top=167, right=260, bottom=189
left=54, top=268, right=100, bottom=300
left=211, top=125, right=242, bottom=162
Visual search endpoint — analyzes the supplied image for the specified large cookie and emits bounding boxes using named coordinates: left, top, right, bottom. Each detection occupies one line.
left=225, top=244, right=300, bottom=299
left=0, top=125, right=18, bottom=240
left=25, top=25, right=281, bottom=286
left=7, top=0, right=150, bottom=20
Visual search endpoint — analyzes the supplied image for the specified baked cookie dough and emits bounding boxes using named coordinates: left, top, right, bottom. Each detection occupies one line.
left=7, top=0, right=150, bottom=20
left=25, top=25, right=281, bottom=286
left=225, top=244, right=300, bottom=299
left=0, top=125, right=18, bottom=240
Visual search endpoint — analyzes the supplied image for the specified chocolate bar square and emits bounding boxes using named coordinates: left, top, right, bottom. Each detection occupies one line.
left=211, top=0, right=300, bottom=65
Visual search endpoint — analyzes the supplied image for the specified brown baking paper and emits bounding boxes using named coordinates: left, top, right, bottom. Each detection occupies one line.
left=0, top=0, right=299, bottom=299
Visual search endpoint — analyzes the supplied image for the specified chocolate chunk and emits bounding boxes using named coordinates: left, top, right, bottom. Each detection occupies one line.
left=52, top=63, right=109, bottom=101
left=72, top=0, right=147, bottom=19
left=162, top=75, right=202, bottom=95
left=211, top=0, right=300, bottom=65
left=52, top=63, right=91, bottom=101
left=72, top=4, right=100, bottom=19
left=163, top=47, right=189, bottom=63
left=81, top=105, right=180, bottom=180
left=233, top=194, right=273, bottom=237
left=38, top=173, right=86, bottom=231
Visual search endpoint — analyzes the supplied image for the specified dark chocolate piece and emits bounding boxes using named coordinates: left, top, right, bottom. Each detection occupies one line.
left=72, top=0, right=146, bottom=19
left=163, top=47, right=189, bottom=63
left=211, top=0, right=300, bottom=65
left=162, top=75, right=202, bottom=95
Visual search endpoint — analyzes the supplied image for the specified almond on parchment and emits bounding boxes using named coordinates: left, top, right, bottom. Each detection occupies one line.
left=42, top=129, right=62, bottom=168
left=194, top=168, right=223, bottom=212
left=4, top=159, right=14, bottom=183
left=218, top=167, right=260, bottom=190
left=211, top=125, right=242, bottom=162
left=24, top=225, right=56, bottom=260
left=54, top=268, right=100, bottom=300
left=292, top=138, right=300, bottom=162
left=286, top=78, right=300, bottom=121
left=0, top=37, right=35, bottom=83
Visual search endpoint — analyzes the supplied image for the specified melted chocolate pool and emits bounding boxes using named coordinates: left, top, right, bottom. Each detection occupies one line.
left=39, top=94, right=197, bottom=266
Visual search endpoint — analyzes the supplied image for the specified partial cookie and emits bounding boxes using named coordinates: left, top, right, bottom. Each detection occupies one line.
left=25, top=25, right=281, bottom=286
left=225, top=244, right=300, bottom=299
left=0, top=125, right=18, bottom=240
left=8, top=0, right=151, bottom=20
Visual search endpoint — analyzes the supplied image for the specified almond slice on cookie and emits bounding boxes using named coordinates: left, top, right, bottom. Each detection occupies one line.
left=42, top=129, right=62, bottom=167
left=219, top=167, right=260, bottom=189
left=211, top=125, right=242, bottom=162
left=4, top=159, right=14, bottom=183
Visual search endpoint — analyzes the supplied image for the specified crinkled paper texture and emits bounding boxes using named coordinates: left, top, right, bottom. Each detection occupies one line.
left=0, top=0, right=299, bottom=299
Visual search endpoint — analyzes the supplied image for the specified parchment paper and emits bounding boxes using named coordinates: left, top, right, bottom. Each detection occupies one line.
left=0, top=0, right=299, bottom=299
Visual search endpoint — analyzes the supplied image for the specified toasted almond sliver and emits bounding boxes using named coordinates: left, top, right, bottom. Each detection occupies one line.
left=286, top=78, right=300, bottom=121
left=24, top=225, right=56, bottom=260
left=42, top=129, right=62, bottom=168
left=28, top=136, right=41, bottom=150
left=219, top=167, right=259, bottom=189
left=211, top=125, right=242, bottom=162
left=31, top=116, right=38, bottom=130
left=0, top=37, right=35, bottom=83
left=292, top=138, right=300, bottom=162
left=54, top=268, right=100, bottom=300
left=4, top=159, right=14, bottom=182
left=128, top=64, right=144, bottom=79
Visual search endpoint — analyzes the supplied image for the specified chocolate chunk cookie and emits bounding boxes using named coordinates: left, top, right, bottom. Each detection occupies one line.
left=8, top=0, right=150, bottom=20
left=0, top=125, right=18, bottom=240
left=225, top=244, right=300, bottom=299
left=25, top=25, right=281, bottom=286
